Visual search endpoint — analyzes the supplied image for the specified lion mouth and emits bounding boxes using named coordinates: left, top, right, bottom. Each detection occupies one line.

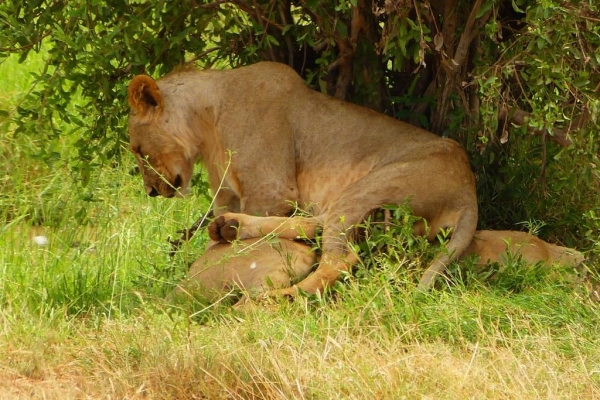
left=173, top=174, right=183, bottom=190
left=146, top=174, right=184, bottom=198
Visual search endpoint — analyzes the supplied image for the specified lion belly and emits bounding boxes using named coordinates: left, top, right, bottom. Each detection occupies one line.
left=174, top=238, right=316, bottom=302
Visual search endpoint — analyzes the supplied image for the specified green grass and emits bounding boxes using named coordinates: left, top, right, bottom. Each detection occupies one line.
left=1, top=53, right=600, bottom=399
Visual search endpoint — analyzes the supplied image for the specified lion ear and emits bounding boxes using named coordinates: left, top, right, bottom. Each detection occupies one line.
left=128, top=75, right=164, bottom=115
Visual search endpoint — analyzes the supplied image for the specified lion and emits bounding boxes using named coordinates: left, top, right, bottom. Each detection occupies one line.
left=173, top=238, right=318, bottom=302
left=127, top=61, right=478, bottom=297
left=174, top=230, right=584, bottom=302
left=462, top=230, right=585, bottom=267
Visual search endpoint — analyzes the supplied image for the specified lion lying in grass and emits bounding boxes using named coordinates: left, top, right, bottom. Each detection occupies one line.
left=173, top=238, right=316, bottom=302
left=173, top=230, right=584, bottom=302
left=461, top=230, right=584, bottom=267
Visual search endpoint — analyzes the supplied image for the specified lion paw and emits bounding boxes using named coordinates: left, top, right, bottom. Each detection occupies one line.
left=258, top=286, right=298, bottom=301
left=207, top=215, right=240, bottom=243
left=233, top=295, right=282, bottom=313
left=232, top=295, right=257, bottom=311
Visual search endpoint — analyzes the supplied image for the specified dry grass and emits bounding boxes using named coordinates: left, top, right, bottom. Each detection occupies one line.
left=1, top=306, right=599, bottom=399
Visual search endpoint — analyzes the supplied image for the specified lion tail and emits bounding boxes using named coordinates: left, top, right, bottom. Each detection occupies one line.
left=417, top=206, right=478, bottom=291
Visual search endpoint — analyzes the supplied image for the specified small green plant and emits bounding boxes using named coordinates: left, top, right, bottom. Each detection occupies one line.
left=352, top=203, right=436, bottom=288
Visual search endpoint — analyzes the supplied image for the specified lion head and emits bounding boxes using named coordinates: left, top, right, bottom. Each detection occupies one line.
left=127, top=75, right=196, bottom=198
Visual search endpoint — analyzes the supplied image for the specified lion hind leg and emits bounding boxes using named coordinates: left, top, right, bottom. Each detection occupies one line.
left=310, top=162, right=478, bottom=292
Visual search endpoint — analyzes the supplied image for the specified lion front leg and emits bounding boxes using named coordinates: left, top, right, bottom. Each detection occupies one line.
left=260, top=251, right=359, bottom=298
left=255, top=209, right=364, bottom=299
left=207, top=212, right=321, bottom=243
left=208, top=212, right=360, bottom=301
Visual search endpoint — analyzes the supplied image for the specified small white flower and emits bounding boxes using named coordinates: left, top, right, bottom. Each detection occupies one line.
left=32, top=235, right=48, bottom=246
left=250, top=261, right=257, bottom=269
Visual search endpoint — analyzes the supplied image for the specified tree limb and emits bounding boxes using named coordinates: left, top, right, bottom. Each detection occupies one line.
left=278, top=2, right=295, bottom=67
left=454, top=0, right=492, bottom=69
left=229, top=0, right=285, bottom=32
left=510, top=109, right=574, bottom=147
left=0, top=32, right=51, bottom=53
left=331, top=1, right=366, bottom=99
left=431, top=0, right=492, bottom=134
left=184, top=46, right=221, bottom=65
left=196, top=0, right=233, bottom=9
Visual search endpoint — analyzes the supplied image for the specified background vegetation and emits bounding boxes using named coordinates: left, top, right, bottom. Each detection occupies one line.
left=1, top=0, right=599, bottom=245
left=0, top=0, right=599, bottom=397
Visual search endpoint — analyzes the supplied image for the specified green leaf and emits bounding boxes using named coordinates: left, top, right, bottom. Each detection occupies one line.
left=282, top=24, right=293, bottom=35
left=477, top=0, right=494, bottom=19
left=512, top=0, right=525, bottom=13
left=336, top=21, right=348, bottom=40
left=573, top=76, right=589, bottom=88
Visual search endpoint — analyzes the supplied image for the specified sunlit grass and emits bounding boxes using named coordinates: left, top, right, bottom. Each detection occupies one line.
left=0, top=52, right=599, bottom=398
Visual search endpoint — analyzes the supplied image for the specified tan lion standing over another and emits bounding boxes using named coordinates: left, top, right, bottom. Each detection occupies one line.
left=127, top=62, right=478, bottom=296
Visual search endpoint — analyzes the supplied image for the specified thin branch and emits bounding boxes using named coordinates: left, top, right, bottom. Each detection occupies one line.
left=0, top=32, right=51, bottom=53
left=431, top=0, right=493, bottom=134
left=510, top=109, right=574, bottom=147
left=331, top=0, right=366, bottom=99
left=529, top=130, right=548, bottom=195
left=278, top=2, right=295, bottom=67
left=194, top=0, right=284, bottom=31
left=184, top=46, right=221, bottom=65
left=195, top=0, right=234, bottom=9
left=440, top=0, right=459, bottom=58
left=232, top=0, right=284, bottom=32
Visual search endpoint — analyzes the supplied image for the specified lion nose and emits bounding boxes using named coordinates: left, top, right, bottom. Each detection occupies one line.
left=173, top=174, right=182, bottom=189
left=148, top=187, right=159, bottom=197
